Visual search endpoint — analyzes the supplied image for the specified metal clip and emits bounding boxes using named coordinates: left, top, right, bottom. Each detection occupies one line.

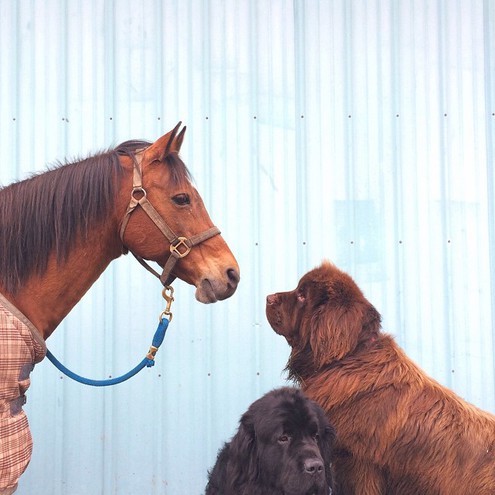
left=159, top=285, right=174, bottom=322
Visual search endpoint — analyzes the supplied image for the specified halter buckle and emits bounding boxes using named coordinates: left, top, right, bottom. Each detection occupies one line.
left=170, top=237, right=191, bottom=258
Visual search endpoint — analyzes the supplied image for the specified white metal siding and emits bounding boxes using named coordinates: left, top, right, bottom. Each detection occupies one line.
left=0, top=1, right=494, bottom=493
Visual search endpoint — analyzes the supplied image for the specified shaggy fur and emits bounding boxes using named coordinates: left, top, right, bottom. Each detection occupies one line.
left=266, top=261, right=495, bottom=495
left=206, top=387, right=335, bottom=495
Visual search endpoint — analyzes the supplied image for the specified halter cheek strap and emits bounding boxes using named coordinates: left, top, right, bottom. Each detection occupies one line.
left=119, top=150, right=221, bottom=286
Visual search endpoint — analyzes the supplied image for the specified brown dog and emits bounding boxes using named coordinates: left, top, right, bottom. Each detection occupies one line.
left=266, top=260, right=495, bottom=495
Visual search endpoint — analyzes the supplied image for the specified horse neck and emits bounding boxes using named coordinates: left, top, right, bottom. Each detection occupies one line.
left=5, top=221, right=123, bottom=340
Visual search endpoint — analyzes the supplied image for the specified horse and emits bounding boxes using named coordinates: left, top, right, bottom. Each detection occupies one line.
left=0, top=123, right=240, bottom=494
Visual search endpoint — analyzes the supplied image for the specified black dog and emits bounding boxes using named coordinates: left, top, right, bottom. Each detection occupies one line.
left=206, top=387, right=335, bottom=495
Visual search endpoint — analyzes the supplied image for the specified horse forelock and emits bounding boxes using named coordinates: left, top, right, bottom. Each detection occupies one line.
left=116, top=139, right=193, bottom=187
left=163, top=152, right=193, bottom=186
left=0, top=149, right=124, bottom=295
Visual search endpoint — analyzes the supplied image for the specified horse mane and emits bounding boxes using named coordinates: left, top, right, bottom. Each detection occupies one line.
left=0, top=139, right=191, bottom=295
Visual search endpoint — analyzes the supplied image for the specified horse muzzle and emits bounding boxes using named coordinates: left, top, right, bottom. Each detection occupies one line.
left=195, top=267, right=240, bottom=303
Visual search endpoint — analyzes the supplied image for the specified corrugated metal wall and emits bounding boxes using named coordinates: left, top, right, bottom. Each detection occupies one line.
left=0, top=1, right=494, bottom=493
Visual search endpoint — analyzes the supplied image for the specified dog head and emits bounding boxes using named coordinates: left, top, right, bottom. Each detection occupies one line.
left=266, top=261, right=381, bottom=373
left=227, top=387, right=335, bottom=495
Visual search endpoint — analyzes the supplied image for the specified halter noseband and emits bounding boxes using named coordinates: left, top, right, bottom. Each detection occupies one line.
left=119, top=149, right=221, bottom=286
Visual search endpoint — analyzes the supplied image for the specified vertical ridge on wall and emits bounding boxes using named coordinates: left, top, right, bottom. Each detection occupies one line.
left=294, top=0, right=309, bottom=274
left=484, top=0, right=495, bottom=398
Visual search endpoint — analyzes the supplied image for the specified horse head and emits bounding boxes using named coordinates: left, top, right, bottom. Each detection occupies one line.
left=119, top=123, right=240, bottom=303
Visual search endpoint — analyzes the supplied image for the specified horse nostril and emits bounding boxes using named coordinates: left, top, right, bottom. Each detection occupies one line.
left=304, top=458, right=324, bottom=475
left=227, top=268, right=240, bottom=285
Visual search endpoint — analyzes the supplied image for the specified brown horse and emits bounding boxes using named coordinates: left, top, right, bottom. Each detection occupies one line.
left=0, top=123, right=239, bottom=494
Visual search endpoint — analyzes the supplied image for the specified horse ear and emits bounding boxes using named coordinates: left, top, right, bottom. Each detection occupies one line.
left=174, top=125, right=186, bottom=152
left=146, top=122, right=185, bottom=162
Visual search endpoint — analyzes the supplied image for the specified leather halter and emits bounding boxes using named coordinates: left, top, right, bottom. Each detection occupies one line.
left=119, top=149, right=221, bottom=286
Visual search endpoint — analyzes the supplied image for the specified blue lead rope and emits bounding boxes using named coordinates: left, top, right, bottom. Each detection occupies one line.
left=46, top=317, right=170, bottom=387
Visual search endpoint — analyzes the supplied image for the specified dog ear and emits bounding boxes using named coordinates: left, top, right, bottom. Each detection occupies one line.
left=309, top=299, right=370, bottom=367
left=314, top=406, right=337, bottom=492
left=319, top=425, right=336, bottom=463
left=224, top=412, right=258, bottom=489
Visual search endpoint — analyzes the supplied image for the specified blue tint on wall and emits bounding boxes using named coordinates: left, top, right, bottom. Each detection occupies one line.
left=0, top=1, right=494, bottom=493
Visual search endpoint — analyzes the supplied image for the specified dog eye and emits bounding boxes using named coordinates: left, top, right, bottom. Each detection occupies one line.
left=313, top=433, right=320, bottom=441
left=172, top=193, right=190, bottom=206
left=278, top=434, right=290, bottom=444
left=296, top=291, right=305, bottom=303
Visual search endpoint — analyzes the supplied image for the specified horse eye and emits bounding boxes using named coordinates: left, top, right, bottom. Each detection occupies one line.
left=172, top=193, right=190, bottom=206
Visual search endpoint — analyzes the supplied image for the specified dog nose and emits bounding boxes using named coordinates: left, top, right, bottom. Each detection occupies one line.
left=304, top=458, right=324, bottom=475
left=266, top=294, right=277, bottom=305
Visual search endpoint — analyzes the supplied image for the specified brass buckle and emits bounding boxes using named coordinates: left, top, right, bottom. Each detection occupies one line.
left=170, top=237, right=191, bottom=258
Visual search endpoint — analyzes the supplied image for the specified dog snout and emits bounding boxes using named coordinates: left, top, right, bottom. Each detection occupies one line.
left=304, top=457, right=324, bottom=476
left=266, top=293, right=278, bottom=305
